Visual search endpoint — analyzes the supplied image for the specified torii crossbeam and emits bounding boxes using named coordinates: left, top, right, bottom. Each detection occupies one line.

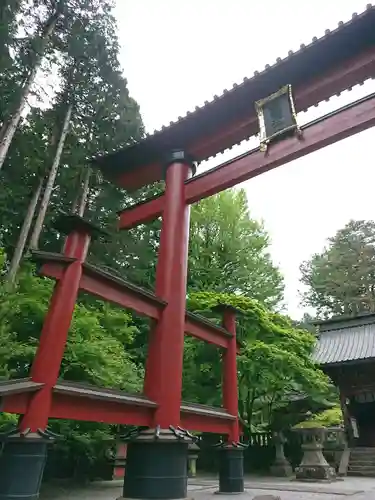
left=119, top=92, right=375, bottom=230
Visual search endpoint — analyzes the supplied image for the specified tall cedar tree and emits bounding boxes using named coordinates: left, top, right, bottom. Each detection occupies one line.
left=300, top=219, right=375, bottom=318
left=3, top=0, right=149, bottom=279
left=0, top=0, right=66, bottom=170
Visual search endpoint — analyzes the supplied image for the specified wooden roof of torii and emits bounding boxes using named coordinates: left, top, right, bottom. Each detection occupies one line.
left=92, top=5, right=375, bottom=191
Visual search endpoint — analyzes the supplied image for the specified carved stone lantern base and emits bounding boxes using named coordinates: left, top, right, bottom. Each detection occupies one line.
left=295, top=463, right=336, bottom=481
left=294, top=427, right=337, bottom=482
left=271, top=460, right=293, bottom=478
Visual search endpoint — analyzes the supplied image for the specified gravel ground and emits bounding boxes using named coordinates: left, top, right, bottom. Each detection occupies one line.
left=39, top=476, right=375, bottom=500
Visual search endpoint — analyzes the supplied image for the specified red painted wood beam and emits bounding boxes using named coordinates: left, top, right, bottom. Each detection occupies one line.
left=119, top=92, right=375, bottom=228
left=189, top=47, right=375, bottom=162
left=116, top=47, right=375, bottom=191
left=50, top=393, right=154, bottom=426
left=3, top=392, right=154, bottom=426
left=119, top=195, right=164, bottom=230
left=2, top=392, right=30, bottom=414
left=185, top=313, right=230, bottom=349
left=40, top=262, right=166, bottom=320
left=80, top=268, right=165, bottom=320
left=185, top=93, right=375, bottom=202
left=3, top=391, right=233, bottom=433
left=180, top=413, right=233, bottom=434
left=40, top=261, right=238, bottom=350
left=185, top=313, right=241, bottom=353
left=180, top=403, right=235, bottom=434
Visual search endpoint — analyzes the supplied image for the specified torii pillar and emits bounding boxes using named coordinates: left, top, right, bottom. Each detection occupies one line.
left=213, top=304, right=245, bottom=495
left=0, top=214, right=105, bottom=500
left=120, top=151, right=195, bottom=500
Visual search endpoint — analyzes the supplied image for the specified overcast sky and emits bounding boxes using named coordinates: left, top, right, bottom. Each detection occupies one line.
left=114, top=0, right=375, bottom=318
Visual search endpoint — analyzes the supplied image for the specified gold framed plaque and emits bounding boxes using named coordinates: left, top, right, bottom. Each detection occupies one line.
left=255, top=84, right=300, bottom=152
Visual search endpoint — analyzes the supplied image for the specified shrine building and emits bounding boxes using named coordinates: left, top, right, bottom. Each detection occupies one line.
left=315, top=313, right=375, bottom=447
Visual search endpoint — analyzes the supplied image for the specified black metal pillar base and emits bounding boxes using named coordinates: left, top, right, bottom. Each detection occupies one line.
left=0, top=432, right=49, bottom=500
left=215, top=445, right=244, bottom=495
left=119, top=428, right=191, bottom=500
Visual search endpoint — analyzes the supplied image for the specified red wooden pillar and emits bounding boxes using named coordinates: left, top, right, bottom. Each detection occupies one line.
left=221, top=306, right=240, bottom=443
left=113, top=442, right=127, bottom=479
left=0, top=214, right=103, bottom=500
left=213, top=304, right=244, bottom=494
left=122, top=151, right=195, bottom=500
left=143, top=151, right=194, bottom=427
left=20, top=216, right=94, bottom=432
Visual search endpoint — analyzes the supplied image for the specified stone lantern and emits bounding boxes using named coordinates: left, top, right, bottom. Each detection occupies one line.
left=294, top=427, right=336, bottom=481
left=188, top=442, right=200, bottom=478
left=270, top=432, right=293, bottom=477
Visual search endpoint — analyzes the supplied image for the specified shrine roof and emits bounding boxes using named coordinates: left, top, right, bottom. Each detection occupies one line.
left=93, top=5, right=375, bottom=188
left=314, top=313, right=375, bottom=366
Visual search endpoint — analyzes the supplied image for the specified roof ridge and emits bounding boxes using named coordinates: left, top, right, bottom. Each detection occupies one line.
left=318, top=313, right=375, bottom=333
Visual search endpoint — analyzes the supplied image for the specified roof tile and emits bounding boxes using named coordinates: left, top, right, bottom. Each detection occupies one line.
left=314, top=323, right=375, bottom=365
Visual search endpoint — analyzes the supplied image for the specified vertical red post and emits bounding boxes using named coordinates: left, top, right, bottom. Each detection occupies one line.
left=113, top=442, right=128, bottom=479
left=122, top=152, right=194, bottom=500
left=218, top=305, right=240, bottom=443
left=213, top=304, right=244, bottom=495
left=19, top=216, right=94, bottom=432
left=144, top=150, right=194, bottom=428
left=0, top=215, right=104, bottom=500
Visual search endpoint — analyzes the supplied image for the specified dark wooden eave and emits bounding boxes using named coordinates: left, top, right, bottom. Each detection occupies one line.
left=180, top=401, right=235, bottom=420
left=53, top=381, right=157, bottom=407
left=31, top=250, right=75, bottom=266
left=53, top=212, right=109, bottom=240
left=92, top=5, right=375, bottom=188
left=0, top=378, right=44, bottom=396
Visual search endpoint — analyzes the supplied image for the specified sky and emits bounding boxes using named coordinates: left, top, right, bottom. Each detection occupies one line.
left=114, top=0, right=375, bottom=318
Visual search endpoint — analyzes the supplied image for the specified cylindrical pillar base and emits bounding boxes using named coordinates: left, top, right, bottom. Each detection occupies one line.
left=216, top=446, right=244, bottom=495
left=0, top=434, right=48, bottom=500
left=119, top=429, right=190, bottom=500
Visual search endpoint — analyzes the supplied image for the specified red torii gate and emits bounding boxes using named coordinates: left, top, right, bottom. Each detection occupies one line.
left=0, top=5, right=375, bottom=500
left=0, top=213, right=242, bottom=499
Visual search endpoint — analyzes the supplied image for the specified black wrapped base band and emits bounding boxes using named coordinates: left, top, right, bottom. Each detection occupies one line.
left=120, top=428, right=191, bottom=500
left=215, top=444, right=245, bottom=495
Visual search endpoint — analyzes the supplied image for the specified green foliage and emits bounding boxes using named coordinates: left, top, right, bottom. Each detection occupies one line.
left=300, top=220, right=375, bottom=318
left=189, top=189, right=284, bottom=308
left=0, top=0, right=154, bottom=479
left=0, top=412, right=18, bottom=431
left=0, top=0, right=323, bottom=482
left=0, top=257, right=143, bottom=477
left=185, top=291, right=331, bottom=432
left=0, top=260, right=142, bottom=389
left=294, top=406, right=343, bottom=428
left=46, top=419, right=115, bottom=481
left=311, top=406, right=343, bottom=427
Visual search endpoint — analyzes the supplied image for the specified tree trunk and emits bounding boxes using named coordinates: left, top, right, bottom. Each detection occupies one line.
left=29, top=102, right=73, bottom=249
left=6, top=177, right=44, bottom=284
left=71, top=188, right=80, bottom=215
left=77, top=166, right=91, bottom=217
left=71, top=166, right=91, bottom=217
left=0, top=3, right=63, bottom=171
